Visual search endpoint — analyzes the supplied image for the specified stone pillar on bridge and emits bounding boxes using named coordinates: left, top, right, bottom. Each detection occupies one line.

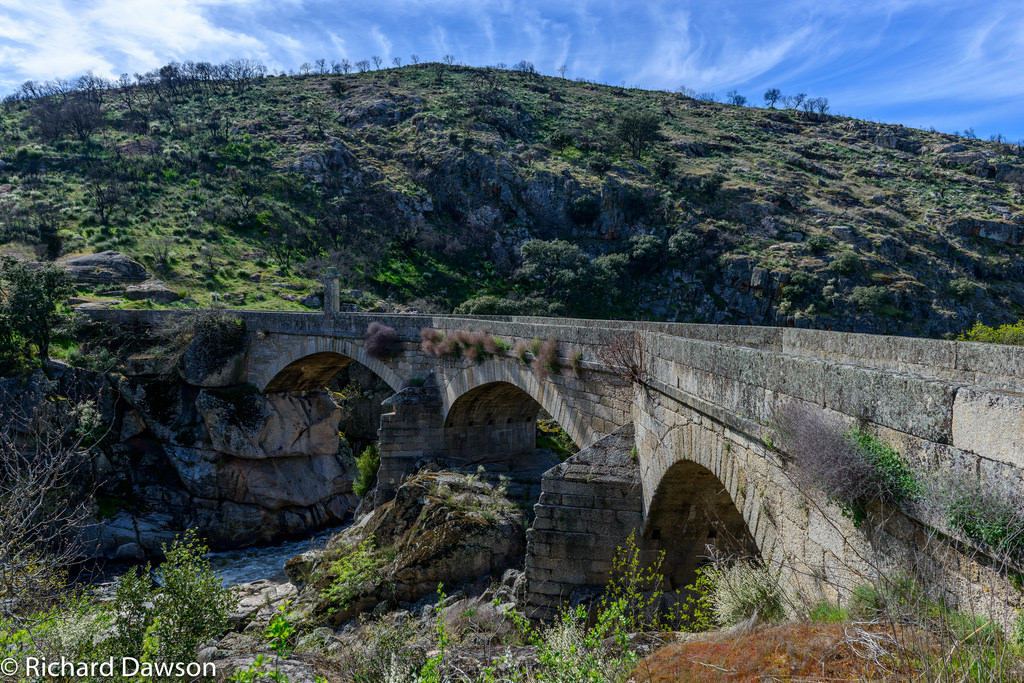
left=323, top=267, right=340, bottom=314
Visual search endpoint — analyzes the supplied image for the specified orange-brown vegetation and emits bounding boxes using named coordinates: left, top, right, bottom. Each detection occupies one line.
left=630, top=623, right=923, bottom=682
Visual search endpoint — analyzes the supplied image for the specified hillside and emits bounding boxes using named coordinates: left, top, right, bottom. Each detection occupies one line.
left=2, top=63, right=1024, bottom=335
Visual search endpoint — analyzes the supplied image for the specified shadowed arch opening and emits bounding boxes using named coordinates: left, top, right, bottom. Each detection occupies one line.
left=444, top=381, right=578, bottom=466
left=644, top=460, right=759, bottom=590
left=265, top=352, right=368, bottom=393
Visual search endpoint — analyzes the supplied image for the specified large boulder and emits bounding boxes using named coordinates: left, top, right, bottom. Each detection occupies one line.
left=196, top=389, right=342, bottom=459
left=178, top=317, right=248, bottom=387
left=287, top=470, right=526, bottom=625
left=56, top=251, right=148, bottom=284
left=125, top=279, right=181, bottom=303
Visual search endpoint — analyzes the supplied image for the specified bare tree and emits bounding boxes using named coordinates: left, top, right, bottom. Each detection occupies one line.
left=443, top=54, right=455, bottom=66
left=1, top=397, right=97, bottom=624
left=371, top=55, right=383, bottom=70
left=763, top=87, right=781, bottom=108
left=340, top=58, right=352, bottom=74
left=677, top=85, right=696, bottom=98
left=410, top=53, right=420, bottom=65
left=785, top=92, right=806, bottom=109
left=392, top=56, right=402, bottom=68
left=314, top=58, right=326, bottom=74
left=557, top=64, right=568, bottom=78
left=299, top=62, right=312, bottom=76
left=355, top=59, right=370, bottom=73
left=696, top=91, right=717, bottom=102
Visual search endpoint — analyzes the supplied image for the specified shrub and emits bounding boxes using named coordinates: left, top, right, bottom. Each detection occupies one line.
left=668, top=229, right=700, bottom=258
left=569, top=194, right=601, bottom=225
left=324, top=538, right=387, bottom=612
left=533, top=336, right=560, bottom=380
left=353, top=444, right=380, bottom=498
left=145, top=531, right=234, bottom=664
left=776, top=404, right=922, bottom=526
left=958, top=319, right=1024, bottom=345
left=942, top=473, right=1024, bottom=556
left=806, top=234, right=831, bottom=253
left=829, top=250, right=860, bottom=274
left=364, top=322, right=399, bottom=359
left=697, top=172, right=725, bottom=199
left=849, top=285, right=891, bottom=312
left=708, top=559, right=786, bottom=626
left=947, top=277, right=979, bottom=301
left=587, top=154, right=611, bottom=175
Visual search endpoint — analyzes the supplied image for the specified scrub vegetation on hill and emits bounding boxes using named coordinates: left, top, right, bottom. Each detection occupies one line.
left=2, top=60, right=1024, bottom=336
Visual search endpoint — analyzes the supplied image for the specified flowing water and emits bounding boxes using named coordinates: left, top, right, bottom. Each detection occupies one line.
left=205, top=525, right=346, bottom=585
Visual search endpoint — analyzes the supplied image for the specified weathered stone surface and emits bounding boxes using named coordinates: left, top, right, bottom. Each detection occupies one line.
left=56, top=251, right=148, bottom=284
left=229, top=580, right=298, bottom=629
left=178, top=319, right=248, bottom=387
left=125, top=279, right=181, bottom=303
left=196, top=389, right=342, bottom=460
left=951, top=387, right=1024, bottom=469
left=294, top=470, right=526, bottom=625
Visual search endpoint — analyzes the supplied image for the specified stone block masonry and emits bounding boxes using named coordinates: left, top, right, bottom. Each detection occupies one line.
left=84, top=309, right=1024, bottom=623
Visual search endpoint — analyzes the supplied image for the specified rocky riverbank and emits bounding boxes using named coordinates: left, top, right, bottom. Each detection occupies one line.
left=0, top=316, right=384, bottom=561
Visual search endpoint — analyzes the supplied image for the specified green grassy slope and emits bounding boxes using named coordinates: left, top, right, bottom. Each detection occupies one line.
left=2, top=64, right=1023, bottom=335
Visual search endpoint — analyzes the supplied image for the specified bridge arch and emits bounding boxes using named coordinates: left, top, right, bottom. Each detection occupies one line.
left=441, top=358, right=593, bottom=456
left=253, top=335, right=404, bottom=394
left=642, top=459, right=760, bottom=590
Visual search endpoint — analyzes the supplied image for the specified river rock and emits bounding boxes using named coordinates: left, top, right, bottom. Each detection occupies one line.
left=290, top=470, right=526, bottom=626
left=229, top=580, right=298, bottom=629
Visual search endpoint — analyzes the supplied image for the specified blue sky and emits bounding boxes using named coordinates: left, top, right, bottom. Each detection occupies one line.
left=1, top=0, right=1022, bottom=139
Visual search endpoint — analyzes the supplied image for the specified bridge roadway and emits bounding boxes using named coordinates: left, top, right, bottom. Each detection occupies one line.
left=87, top=307, right=1024, bottom=621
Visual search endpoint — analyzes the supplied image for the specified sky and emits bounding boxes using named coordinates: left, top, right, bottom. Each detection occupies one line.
left=1, top=0, right=1022, bottom=139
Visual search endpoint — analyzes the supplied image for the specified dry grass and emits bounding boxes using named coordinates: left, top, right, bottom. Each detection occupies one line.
left=630, top=623, right=922, bottom=682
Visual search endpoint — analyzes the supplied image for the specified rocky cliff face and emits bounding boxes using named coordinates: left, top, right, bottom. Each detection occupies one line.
left=1, top=334, right=364, bottom=562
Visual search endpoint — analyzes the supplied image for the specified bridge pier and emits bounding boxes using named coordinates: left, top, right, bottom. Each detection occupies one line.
left=524, top=424, right=643, bottom=620
left=371, top=382, right=445, bottom=507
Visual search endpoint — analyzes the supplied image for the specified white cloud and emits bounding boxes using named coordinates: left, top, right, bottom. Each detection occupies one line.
left=0, top=0, right=267, bottom=90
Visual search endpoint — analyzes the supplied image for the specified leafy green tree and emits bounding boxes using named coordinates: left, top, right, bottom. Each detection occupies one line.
left=0, top=258, right=75, bottom=361
left=615, top=111, right=661, bottom=159
left=516, top=239, right=626, bottom=315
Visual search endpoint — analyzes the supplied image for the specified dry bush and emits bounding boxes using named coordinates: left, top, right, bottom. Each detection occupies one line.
left=533, top=337, right=560, bottom=381
left=420, top=327, right=444, bottom=357
left=774, top=402, right=875, bottom=507
left=596, top=331, right=652, bottom=386
left=364, top=322, right=399, bottom=360
left=631, top=623, right=920, bottom=682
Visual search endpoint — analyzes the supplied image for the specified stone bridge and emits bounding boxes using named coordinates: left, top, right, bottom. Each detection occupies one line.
left=87, top=306, right=1024, bottom=621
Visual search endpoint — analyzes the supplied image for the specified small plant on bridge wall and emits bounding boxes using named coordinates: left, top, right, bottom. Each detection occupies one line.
left=597, top=331, right=652, bottom=387
left=421, top=327, right=510, bottom=365
left=775, top=402, right=922, bottom=526
left=364, top=322, right=399, bottom=360
left=940, top=471, right=1024, bottom=559
left=513, top=339, right=532, bottom=366
left=533, top=337, right=561, bottom=381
